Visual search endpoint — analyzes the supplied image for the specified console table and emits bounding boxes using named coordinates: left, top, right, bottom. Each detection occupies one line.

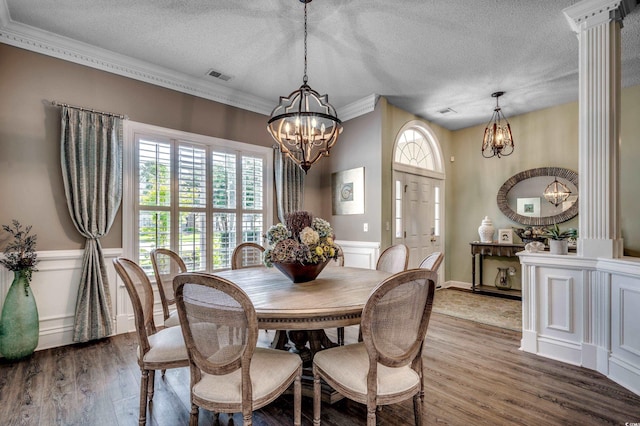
left=470, top=242, right=523, bottom=300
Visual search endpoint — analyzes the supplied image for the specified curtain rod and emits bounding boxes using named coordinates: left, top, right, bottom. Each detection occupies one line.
left=51, top=101, right=128, bottom=120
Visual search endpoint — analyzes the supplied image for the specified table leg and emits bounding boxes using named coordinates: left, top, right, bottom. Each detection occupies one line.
left=471, top=253, right=476, bottom=292
left=288, top=330, right=313, bottom=367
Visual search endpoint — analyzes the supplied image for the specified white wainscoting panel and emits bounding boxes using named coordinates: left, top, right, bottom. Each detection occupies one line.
left=610, top=273, right=640, bottom=395
left=334, top=240, right=380, bottom=270
left=0, top=248, right=123, bottom=352
left=520, top=253, right=640, bottom=396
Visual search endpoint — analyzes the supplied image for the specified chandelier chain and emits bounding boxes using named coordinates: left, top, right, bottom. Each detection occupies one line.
left=303, top=1, right=308, bottom=84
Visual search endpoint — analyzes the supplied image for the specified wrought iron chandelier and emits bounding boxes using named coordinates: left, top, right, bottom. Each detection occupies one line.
left=543, top=177, right=572, bottom=207
left=267, top=0, right=342, bottom=173
left=481, top=91, right=514, bottom=158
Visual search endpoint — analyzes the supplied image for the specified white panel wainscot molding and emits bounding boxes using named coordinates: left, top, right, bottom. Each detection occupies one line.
left=519, top=252, right=640, bottom=397
left=518, top=253, right=596, bottom=366
left=536, top=265, right=585, bottom=365
left=0, top=248, right=123, bottom=353
left=334, top=240, right=380, bottom=270
left=609, top=262, right=640, bottom=396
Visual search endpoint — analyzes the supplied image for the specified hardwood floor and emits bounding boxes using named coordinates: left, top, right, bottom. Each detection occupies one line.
left=1, top=313, right=639, bottom=425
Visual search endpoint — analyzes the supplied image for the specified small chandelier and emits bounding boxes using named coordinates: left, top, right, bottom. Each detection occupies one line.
left=267, top=0, right=342, bottom=174
left=543, top=177, right=572, bottom=207
left=482, top=91, right=514, bottom=158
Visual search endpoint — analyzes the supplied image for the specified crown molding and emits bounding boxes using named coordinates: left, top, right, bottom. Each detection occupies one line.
left=0, top=2, right=375, bottom=123
left=337, top=94, right=380, bottom=122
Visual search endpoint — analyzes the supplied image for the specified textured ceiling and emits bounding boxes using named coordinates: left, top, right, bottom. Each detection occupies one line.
left=3, top=0, right=640, bottom=130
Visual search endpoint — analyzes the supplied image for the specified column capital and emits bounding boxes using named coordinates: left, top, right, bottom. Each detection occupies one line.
left=563, top=0, right=637, bottom=33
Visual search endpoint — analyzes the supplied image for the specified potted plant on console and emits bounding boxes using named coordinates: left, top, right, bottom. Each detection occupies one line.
left=543, top=223, right=577, bottom=255
left=0, top=220, right=39, bottom=360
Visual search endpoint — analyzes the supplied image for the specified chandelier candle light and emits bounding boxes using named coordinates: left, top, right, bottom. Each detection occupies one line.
left=267, top=0, right=343, bottom=173
left=482, top=91, right=514, bottom=158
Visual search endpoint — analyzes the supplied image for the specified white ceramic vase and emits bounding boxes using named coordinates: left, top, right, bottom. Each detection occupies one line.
left=478, top=216, right=495, bottom=243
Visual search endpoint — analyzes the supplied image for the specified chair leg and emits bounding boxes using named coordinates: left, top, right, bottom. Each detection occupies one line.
left=413, top=392, right=424, bottom=426
left=337, top=327, right=345, bottom=346
left=139, top=369, right=149, bottom=426
left=313, top=366, right=321, bottom=426
left=188, top=402, right=198, bottom=426
left=294, top=369, right=302, bottom=426
left=148, top=369, right=156, bottom=401
left=366, top=403, right=376, bottom=426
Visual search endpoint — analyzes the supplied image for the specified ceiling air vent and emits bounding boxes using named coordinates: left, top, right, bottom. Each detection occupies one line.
left=438, top=107, right=457, bottom=114
left=206, top=69, right=232, bottom=82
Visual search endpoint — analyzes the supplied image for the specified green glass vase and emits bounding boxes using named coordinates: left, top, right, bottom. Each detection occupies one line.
left=0, top=270, right=39, bottom=360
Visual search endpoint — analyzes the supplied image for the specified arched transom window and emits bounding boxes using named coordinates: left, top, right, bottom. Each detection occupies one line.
left=395, top=128, right=435, bottom=169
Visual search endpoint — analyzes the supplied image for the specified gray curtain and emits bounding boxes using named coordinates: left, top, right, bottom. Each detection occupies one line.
left=60, top=107, right=123, bottom=342
left=274, top=147, right=305, bottom=223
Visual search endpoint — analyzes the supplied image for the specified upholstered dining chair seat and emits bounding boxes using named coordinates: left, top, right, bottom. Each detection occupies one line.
left=313, top=343, right=420, bottom=398
left=138, top=326, right=188, bottom=364
left=164, top=310, right=180, bottom=328
left=193, top=347, right=301, bottom=404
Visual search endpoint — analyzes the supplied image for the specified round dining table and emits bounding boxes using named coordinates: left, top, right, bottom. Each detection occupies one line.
left=215, top=265, right=391, bottom=330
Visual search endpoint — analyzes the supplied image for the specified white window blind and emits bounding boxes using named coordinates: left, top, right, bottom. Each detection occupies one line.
left=131, top=126, right=270, bottom=274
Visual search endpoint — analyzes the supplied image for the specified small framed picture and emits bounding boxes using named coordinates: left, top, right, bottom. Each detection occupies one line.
left=498, top=229, right=513, bottom=244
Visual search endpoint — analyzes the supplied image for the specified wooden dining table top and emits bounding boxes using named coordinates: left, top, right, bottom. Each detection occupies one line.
left=214, top=266, right=391, bottom=330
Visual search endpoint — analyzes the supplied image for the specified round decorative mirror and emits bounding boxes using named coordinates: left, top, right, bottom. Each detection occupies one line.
left=497, top=167, right=578, bottom=226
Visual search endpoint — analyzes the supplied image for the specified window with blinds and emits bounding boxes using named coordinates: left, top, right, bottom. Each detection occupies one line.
left=134, top=132, right=268, bottom=273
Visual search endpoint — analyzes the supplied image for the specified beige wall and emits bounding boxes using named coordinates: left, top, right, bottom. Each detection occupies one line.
left=620, top=84, right=640, bottom=257
left=0, top=44, right=278, bottom=250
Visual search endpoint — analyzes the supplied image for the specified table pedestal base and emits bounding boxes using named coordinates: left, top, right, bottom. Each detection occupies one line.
left=271, top=329, right=343, bottom=404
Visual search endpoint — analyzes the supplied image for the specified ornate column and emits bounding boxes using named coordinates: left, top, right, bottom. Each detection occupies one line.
left=563, top=0, right=636, bottom=259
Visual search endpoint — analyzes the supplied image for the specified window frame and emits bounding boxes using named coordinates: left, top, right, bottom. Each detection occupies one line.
left=123, top=120, right=273, bottom=272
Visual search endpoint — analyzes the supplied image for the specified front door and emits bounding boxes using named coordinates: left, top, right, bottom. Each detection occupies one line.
left=393, top=171, right=442, bottom=269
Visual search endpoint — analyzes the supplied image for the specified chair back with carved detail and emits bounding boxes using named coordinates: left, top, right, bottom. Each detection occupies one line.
left=418, top=251, right=443, bottom=272
left=376, top=244, right=409, bottom=274
left=151, top=248, right=187, bottom=327
left=231, top=242, right=265, bottom=270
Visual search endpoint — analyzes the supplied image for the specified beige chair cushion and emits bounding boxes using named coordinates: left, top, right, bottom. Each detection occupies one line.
left=193, top=347, right=301, bottom=404
left=313, top=342, right=419, bottom=397
left=164, top=310, right=180, bottom=328
left=139, top=325, right=188, bottom=363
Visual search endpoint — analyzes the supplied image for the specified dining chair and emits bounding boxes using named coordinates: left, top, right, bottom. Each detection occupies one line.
left=376, top=243, right=409, bottom=274
left=113, top=257, right=189, bottom=426
left=418, top=251, right=443, bottom=272
left=334, top=243, right=345, bottom=267
left=313, top=269, right=437, bottom=426
left=231, top=242, right=266, bottom=270
left=174, top=272, right=302, bottom=426
left=150, top=248, right=187, bottom=328
left=331, top=242, right=346, bottom=344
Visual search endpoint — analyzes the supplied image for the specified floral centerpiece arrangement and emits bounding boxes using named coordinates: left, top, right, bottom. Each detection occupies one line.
left=264, top=211, right=339, bottom=282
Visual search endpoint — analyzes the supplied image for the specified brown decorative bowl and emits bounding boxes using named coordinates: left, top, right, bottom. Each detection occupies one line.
left=272, top=259, right=330, bottom=283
